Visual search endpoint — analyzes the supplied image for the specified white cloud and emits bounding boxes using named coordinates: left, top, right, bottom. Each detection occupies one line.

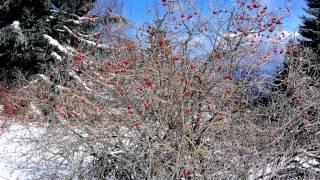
left=261, top=0, right=273, bottom=7
left=189, top=35, right=206, bottom=46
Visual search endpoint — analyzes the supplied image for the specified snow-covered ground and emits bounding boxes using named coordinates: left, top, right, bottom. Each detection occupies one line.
left=0, top=118, right=46, bottom=180
left=1, top=116, right=318, bottom=179
left=0, top=117, right=93, bottom=180
left=0, top=123, right=30, bottom=179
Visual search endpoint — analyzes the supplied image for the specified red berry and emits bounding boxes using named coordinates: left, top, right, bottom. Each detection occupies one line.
left=114, top=70, right=120, bottom=74
left=183, top=170, right=190, bottom=177
left=275, top=19, right=282, bottom=24
left=224, top=73, right=232, bottom=80
left=121, top=69, right=127, bottom=74
left=75, top=54, right=83, bottom=62
left=43, top=92, right=49, bottom=100
left=252, top=4, right=259, bottom=8
left=295, top=96, right=303, bottom=104
left=80, top=98, right=86, bottom=103
left=215, top=51, right=223, bottom=60
left=216, top=66, right=223, bottom=72
left=269, top=27, right=274, bottom=32
left=128, top=105, right=134, bottom=115
left=143, top=77, right=154, bottom=89
left=132, top=123, right=142, bottom=129
left=59, top=111, right=65, bottom=117
left=95, top=104, right=104, bottom=110
left=123, top=60, right=129, bottom=65
left=185, top=90, right=191, bottom=97
left=159, top=38, right=165, bottom=46
left=279, top=49, right=284, bottom=54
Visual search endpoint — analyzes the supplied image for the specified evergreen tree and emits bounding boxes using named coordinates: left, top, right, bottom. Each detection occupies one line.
left=272, top=62, right=289, bottom=94
left=0, top=0, right=49, bottom=28
left=273, top=0, right=320, bottom=92
left=299, top=0, right=320, bottom=52
left=299, top=0, right=320, bottom=81
left=272, top=41, right=298, bottom=95
left=51, top=0, right=95, bottom=16
left=0, top=0, right=50, bottom=80
left=0, top=0, right=97, bottom=82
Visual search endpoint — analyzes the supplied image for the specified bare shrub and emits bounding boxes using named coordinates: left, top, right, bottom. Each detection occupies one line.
left=2, top=0, right=319, bottom=179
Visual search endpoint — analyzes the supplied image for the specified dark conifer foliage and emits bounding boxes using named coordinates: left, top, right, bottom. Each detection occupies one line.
left=273, top=0, right=320, bottom=93
left=0, top=0, right=96, bottom=81
left=299, top=0, right=320, bottom=81
left=51, top=0, right=96, bottom=15
left=0, top=0, right=49, bottom=28
left=272, top=62, right=289, bottom=94
left=0, top=0, right=50, bottom=80
left=299, top=0, right=320, bottom=51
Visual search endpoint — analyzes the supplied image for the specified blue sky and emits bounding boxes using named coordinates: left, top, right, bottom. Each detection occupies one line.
left=123, top=0, right=307, bottom=32
left=92, top=0, right=307, bottom=33
left=261, top=0, right=307, bottom=32
left=91, top=0, right=308, bottom=75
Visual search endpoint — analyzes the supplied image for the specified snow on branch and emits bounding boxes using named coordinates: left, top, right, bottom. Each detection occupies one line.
left=50, top=52, right=62, bottom=61
left=43, top=34, right=72, bottom=55
left=11, top=21, right=20, bottom=30
left=108, top=150, right=124, bottom=156
left=38, top=74, right=53, bottom=85
left=49, top=8, right=128, bottom=26
left=37, top=74, right=70, bottom=91
left=63, top=26, right=108, bottom=49
left=65, top=14, right=128, bottom=25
